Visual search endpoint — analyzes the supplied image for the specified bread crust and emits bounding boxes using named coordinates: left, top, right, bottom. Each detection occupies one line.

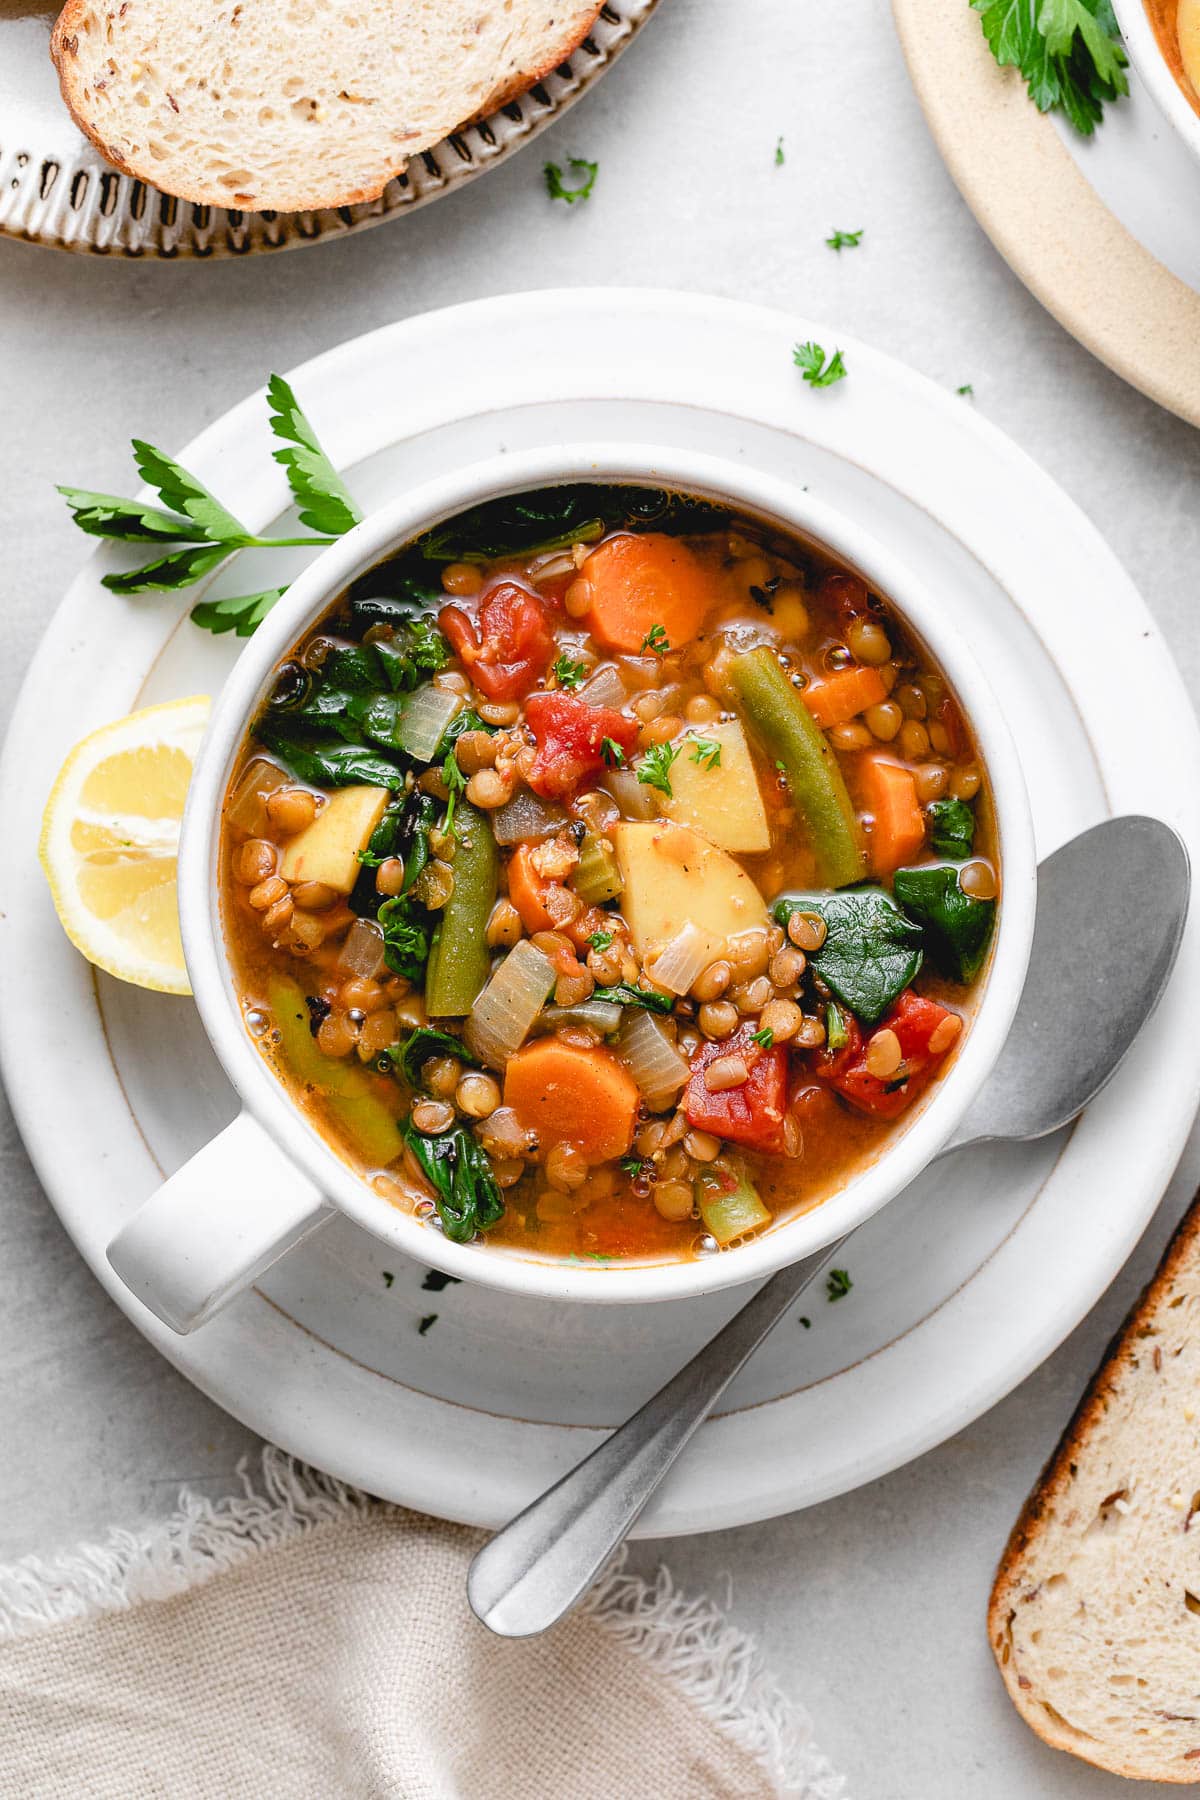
left=989, top=1193, right=1200, bottom=1783
left=49, top=1, right=604, bottom=215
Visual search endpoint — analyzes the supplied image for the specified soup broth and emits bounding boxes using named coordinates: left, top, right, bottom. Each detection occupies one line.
left=220, top=484, right=1000, bottom=1267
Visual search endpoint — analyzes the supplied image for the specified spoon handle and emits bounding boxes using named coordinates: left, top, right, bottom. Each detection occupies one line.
left=467, top=1234, right=848, bottom=1637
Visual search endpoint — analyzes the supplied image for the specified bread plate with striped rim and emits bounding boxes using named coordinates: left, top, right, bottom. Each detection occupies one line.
left=0, top=1, right=656, bottom=259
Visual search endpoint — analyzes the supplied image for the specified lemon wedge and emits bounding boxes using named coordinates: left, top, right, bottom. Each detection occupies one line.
left=38, top=695, right=211, bottom=995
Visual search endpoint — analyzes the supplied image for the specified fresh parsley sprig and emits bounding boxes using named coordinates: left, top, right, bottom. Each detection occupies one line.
left=793, top=342, right=848, bottom=390
left=690, top=738, right=722, bottom=770
left=637, top=741, right=681, bottom=798
left=59, top=374, right=361, bottom=637
left=972, top=0, right=1128, bottom=136
left=544, top=156, right=598, bottom=204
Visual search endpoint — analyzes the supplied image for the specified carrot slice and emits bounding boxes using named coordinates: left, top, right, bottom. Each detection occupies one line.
left=582, top=533, right=713, bottom=654
left=504, top=1039, right=640, bottom=1162
left=803, top=665, right=887, bottom=730
left=861, top=753, right=925, bottom=875
left=506, top=843, right=555, bottom=935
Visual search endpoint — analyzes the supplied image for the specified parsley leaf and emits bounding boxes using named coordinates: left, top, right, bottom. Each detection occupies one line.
left=751, top=1026, right=774, bottom=1049
left=774, top=136, right=785, bottom=165
left=956, top=383, right=975, bottom=397
left=793, top=342, right=848, bottom=389
left=130, top=439, right=249, bottom=544
left=189, top=587, right=287, bottom=638
left=826, top=228, right=863, bottom=250
left=971, top=0, right=1128, bottom=136
left=620, top=1154, right=651, bottom=1178
left=640, top=622, right=670, bottom=657
left=588, top=929, right=615, bottom=952
left=601, top=737, right=627, bottom=768
left=57, top=488, right=202, bottom=543
left=101, top=542, right=231, bottom=595
left=421, top=1269, right=461, bottom=1292
left=690, top=737, right=722, bottom=770
left=418, top=1313, right=438, bottom=1335
left=826, top=1268, right=853, bottom=1302
left=266, top=373, right=363, bottom=537
left=552, top=652, right=588, bottom=690
left=637, top=740, right=681, bottom=797
left=544, top=156, right=598, bottom=204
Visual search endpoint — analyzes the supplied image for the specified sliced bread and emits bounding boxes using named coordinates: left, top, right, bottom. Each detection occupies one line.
left=50, top=0, right=604, bottom=213
left=990, top=1194, right=1200, bottom=1783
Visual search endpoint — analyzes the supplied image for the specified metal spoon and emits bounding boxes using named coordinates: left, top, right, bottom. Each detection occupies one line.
left=468, top=817, right=1190, bottom=1638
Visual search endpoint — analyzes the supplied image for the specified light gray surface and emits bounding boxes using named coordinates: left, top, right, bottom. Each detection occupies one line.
left=1, top=1, right=1198, bottom=1795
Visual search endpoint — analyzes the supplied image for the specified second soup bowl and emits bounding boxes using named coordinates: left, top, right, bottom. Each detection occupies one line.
left=107, top=443, right=1036, bottom=1331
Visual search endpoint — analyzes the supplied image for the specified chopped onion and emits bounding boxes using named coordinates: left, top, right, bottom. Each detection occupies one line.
left=336, top=917, right=386, bottom=979
left=225, top=757, right=289, bottom=832
left=465, top=939, right=556, bottom=1068
left=535, top=1001, right=623, bottom=1036
left=605, top=769, right=658, bottom=821
left=617, top=1010, right=690, bottom=1111
left=579, top=664, right=627, bottom=709
left=529, top=552, right=577, bottom=586
left=645, top=922, right=727, bottom=997
left=395, top=685, right=463, bottom=761
left=491, top=788, right=569, bottom=846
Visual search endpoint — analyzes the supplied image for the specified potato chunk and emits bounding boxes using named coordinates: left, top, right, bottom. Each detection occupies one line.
left=661, top=720, right=770, bottom=854
left=279, top=786, right=390, bottom=893
left=609, top=820, right=768, bottom=958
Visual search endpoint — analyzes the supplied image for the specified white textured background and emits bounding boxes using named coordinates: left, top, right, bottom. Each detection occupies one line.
left=2, top=2, right=1200, bottom=1795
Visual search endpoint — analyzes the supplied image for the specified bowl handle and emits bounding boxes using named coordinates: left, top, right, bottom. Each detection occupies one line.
left=106, top=1110, right=333, bottom=1334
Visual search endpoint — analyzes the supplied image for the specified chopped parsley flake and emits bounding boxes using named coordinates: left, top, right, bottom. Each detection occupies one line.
left=826, top=1267, right=853, bottom=1302
left=793, top=341, right=848, bottom=389
left=588, top=929, right=615, bottom=952
left=552, top=652, right=587, bottom=689
left=640, top=622, right=670, bottom=657
left=418, top=1312, right=439, bottom=1335
left=382, top=1271, right=394, bottom=1288
left=601, top=736, right=627, bottom=768
left=826, top=228, right=863, bottom=250
left=774, top=136, right=785, bottom=165
left=956, top=383, right=975, bottom=397
left=751, top=1026, right=774, bottom=1049
left=690, top=737, right=722, bottom=770
left=544, top=156, right=598, bottom=204
left=637, top=740, right=682, bottom=797
left=421, top=1269, right=461, bottom=1292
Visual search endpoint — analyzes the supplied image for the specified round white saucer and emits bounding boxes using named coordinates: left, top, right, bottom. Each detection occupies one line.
left=2, top=289, right=1197, bottom=1533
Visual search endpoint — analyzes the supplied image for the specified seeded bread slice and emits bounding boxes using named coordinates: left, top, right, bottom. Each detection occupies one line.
left=50, top=0, right=604, bottom=213
left=990, top=1195, right=1200, bottom=1783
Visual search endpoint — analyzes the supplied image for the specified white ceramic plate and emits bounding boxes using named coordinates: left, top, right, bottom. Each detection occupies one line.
left=0, top=2, right=655, bottom=257
left=2, top=290, right=1198, bottom=1535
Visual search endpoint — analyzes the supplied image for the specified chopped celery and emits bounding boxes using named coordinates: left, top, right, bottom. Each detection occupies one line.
left=425, top=802, right=498, bottom=1016
left=267, top=977, right=403, bottom=1168
left=574, top=831, right=624, bottom=905
left=697, top=1164, right=772, bottom=1247
left=729, top=646, right=865, bottom=889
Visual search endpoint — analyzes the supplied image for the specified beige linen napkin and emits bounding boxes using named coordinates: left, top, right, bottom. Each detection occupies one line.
left=0, top=1450, right=845, bottom=1799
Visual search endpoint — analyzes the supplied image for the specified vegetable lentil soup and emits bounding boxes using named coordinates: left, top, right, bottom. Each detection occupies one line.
left=220, top=484, right=1000, bottom=1267
left=1145, top=0, right=1200, bottom=108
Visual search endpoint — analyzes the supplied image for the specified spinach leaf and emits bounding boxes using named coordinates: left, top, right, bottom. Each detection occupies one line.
left=402, top=1120, right=504, bottom=1243
left=254, top=720, right=405, bottom=789
left=319, top=644, right=384, bottom=692
left=438, top=708, right=495, bottom=755
left=347, top=578, right=445, bottom=630
left=396, top=1026, right=480, bottom=1092
left=927, top=798, right=975, bottom=861
left=774, top=888, right=923, bottom=1024
left=591, top=983, right=675, bottom=1014
left=414, top=484, right=730, bottom=565
left=892, top=866, right=996, bottom=984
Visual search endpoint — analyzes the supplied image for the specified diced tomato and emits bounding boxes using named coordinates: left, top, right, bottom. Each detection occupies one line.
left=820, top=571, right=872, bottom=625
left=523, top=692, right=639, bottom=800
left=438, top=581, right=556, bottom=702
left=813, top=990, right=959, bottom=1120
left=683, top=1024, right=789, bottom=1154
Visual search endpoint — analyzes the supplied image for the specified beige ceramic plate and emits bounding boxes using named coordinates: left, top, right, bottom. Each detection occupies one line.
left=893, top=0, right=1200, bottom=428
left=0, top=0, right=655, bottom=258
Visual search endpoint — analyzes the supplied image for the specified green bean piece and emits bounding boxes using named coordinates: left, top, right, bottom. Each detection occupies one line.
left=425, top=802, right=498, bottom=1016
left=267, top=977, right=404, bottom=1168
left=729, top=646, right=866, bottom=889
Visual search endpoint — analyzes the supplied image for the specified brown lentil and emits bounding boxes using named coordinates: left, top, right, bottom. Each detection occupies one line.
left=768, top=947, right=806, bottom=988
left=317, top=1012, right=358, bottom=1059
left=865, top=1028, right=903, bottom=1080
left=654, top=1179, right=695, bottom=1222
left=564, top=577, right=592, bottom=619
left=465, top=768, right=512, bottom=810
left=457, top=1071, right=502, bottom=1118
left=787, top=911, right=827, bottom=953
left=478, top=699, right=520, bottom=728
left=375, top=857, right=406, bottom=898
left=704, top=1053, right=749, bottom=1093
left=951, top=765, right=982, bottom=802
left=546, top=1142, right=588, bottom=1192
left=960, top=859, right=997, bottom=901
left=897, top=720, right=931, bottom=761
left=864, top=701, right=903, bottom=742
left=265, top=787, right=318, bottom=836
left=248, top=874, right=288, bottom=912
left=339, top=976, right=386, bottom=1014
left=692, top=959, right=733, bottom=1003
left=441, top=561, right=483, bottom=596
left=236, top=839, right=276, bottom=885
left=291, top=881, right=338, bottom=912
left=412, top=1099, right=456, bottom=1136
left=928, top=1013, right=964, bottom=1056
left=698, top=1000, right=739, bottom=1040
left=486, top=899, right=523, bottom=949
left=759, top=997, right=804, bottom=1043
left=846, top=617, right=892, bottom=665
